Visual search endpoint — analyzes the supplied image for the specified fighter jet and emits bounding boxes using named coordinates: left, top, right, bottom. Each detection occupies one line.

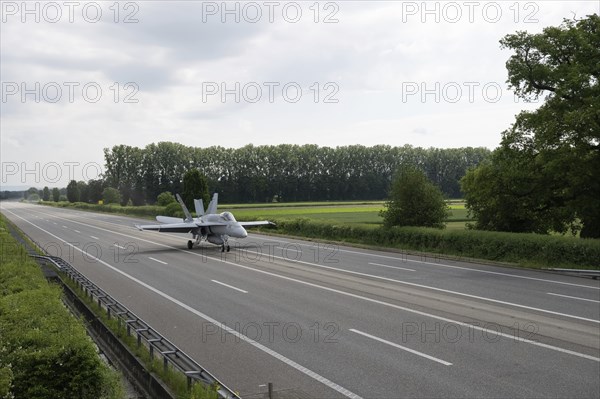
left=135, top=193, right=274, bottom=252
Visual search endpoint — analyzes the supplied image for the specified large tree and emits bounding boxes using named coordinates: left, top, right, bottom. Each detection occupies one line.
left=66, top=180, right=80, bottom=203
left=182, top=169, right=210, bottom=212
left=42, top=186, right=50, bottom=201
left=464, top=14, right=599, bottom=237
left=102, top=187, right=121, bottom=205
left=380, top=166, right=449, bottom=229
left=87, top=179, right=105, bottom=204
left=77, top=181, right=89, bottom=203
left=52, top=187, right=60, bottom=202
left=461, top=145, right=574, bottom=233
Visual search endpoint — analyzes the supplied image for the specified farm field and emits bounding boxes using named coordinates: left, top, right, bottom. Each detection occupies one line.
left=227, top=201, right=471, bottom=229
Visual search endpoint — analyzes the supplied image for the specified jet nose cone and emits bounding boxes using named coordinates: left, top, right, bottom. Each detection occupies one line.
left=240, top=227, right=248, bottom=238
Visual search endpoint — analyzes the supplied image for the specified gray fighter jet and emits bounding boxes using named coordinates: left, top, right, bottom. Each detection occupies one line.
left=136, top=193, right=273, bottom=252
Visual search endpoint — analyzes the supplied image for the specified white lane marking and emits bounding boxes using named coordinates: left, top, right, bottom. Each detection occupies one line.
left=2, top=208, right=361, bottom=399
left=90, top=235, right=99, bottom=240
left=211, top=280, right=248, bottom=294
left=547, top=293, right=600, bottom=304
left=369, top=262, right=415, bottom=272
left=53, top=222, right=57, bottom=225
left=74, top=230, right=81, bottom=233
left=260, top=254, right=600, bottom=324
left=148, top=257, right=168, bottom=265
left=349, top=329, right=452, bottom=366
left=13, top=207, right=600, bottom=362
left=259, top=236, right=600, bottom=290
left=114, top=244, right=126, bottom=250
left=62, top=225, right=68, bottom=228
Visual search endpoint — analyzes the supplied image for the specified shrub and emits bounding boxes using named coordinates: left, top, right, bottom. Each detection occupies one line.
left=102, top=187, right=121, bottom=205
left=165, top=202, right=184, bottom=218
left=157, top=191, right=176, bottom=206
left=381, top=166, right=449, bottom=229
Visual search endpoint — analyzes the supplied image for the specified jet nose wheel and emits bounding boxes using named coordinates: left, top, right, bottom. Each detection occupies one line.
left=187, top=240, right=193, bottom=249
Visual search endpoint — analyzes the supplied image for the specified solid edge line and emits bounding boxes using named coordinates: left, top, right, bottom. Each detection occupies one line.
left=211, top=280, right=248, bottom=294
left=547, top=293, right=600, bottom=304
left=349, top=329, right=452, bottom=366
left=3, top=207, right=363, bottom=399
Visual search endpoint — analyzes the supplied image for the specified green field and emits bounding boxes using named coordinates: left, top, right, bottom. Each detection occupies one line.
left=228, top=202, right=471, bottom=229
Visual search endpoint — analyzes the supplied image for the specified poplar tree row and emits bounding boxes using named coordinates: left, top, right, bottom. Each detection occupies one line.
left=102, top=143, right=490, bottom=204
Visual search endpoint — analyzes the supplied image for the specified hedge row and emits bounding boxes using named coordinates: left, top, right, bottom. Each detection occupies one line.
left=0, top=215, right=122, bottom=399
left=265, top=219, right=600, bottom=269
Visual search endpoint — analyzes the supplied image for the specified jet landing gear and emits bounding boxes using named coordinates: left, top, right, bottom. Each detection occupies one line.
left=187, top=234, right=203, bottom=250
left=220, top=235, right=231, bottom=252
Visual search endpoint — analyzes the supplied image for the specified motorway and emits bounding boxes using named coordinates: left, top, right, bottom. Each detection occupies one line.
left=1, top=201, right=599, bottom=398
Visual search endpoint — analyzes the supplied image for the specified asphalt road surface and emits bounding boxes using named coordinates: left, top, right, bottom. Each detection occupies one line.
left=2, top=201, right=599, bottom=398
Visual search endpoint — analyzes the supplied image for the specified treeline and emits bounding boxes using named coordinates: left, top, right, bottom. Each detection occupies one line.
left=103, top=143, right=490, bottom=204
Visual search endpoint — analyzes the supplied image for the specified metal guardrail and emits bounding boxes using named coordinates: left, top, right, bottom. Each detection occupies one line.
left=32, top=254, right=241, bottom=399
left=545, top=268, right=600, bottom=279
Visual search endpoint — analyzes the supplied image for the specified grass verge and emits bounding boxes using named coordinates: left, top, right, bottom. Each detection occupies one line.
left=0, top=214, right=124, bottom=399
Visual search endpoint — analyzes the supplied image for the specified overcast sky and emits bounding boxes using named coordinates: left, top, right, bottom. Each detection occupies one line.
left=1, top=1, right=598, bottom=188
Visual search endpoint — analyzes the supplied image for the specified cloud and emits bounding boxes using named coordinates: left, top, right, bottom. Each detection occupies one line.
left=2, top=1, right=598, bottom=187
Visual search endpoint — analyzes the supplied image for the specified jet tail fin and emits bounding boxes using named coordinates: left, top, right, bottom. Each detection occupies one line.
left=175, top=194, right=194, bottom=222
left=194, top=198, right=205, bottom=218
left=206, top=193, right=218, bottom=215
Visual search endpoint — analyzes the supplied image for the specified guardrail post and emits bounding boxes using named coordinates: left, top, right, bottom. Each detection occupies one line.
left=148, top=338, right=160, bottom=361
left=268, top=382, right=273, bottom=399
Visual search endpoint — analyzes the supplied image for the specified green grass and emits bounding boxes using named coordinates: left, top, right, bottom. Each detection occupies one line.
left=0, top=214, right=125, bottom=399
left=232, top=202, right=471, bottom=226
left=220, top=200, right=385, bottom=209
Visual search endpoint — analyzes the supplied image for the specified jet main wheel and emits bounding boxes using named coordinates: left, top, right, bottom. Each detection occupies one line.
left=226, top=245, right=231, bottom=252
left=221, top=245, right=225, bottom=252
left=187, top=240, right=193, bottom=249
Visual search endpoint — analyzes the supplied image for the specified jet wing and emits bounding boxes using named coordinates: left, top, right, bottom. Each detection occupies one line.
left=239, top=221, right=275, bottom=227
left=135, top=222, right=197, bottom=233
left=135, top=221, right=227, bottom=233
left=156, top=216, right=185, bottom=224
